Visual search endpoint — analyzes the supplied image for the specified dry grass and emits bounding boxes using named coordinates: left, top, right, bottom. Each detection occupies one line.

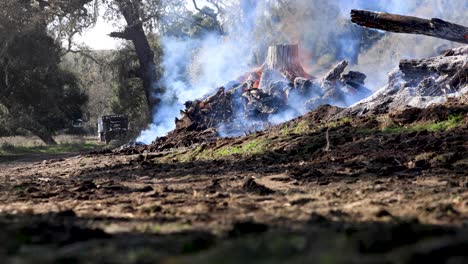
left=377, top=115, right=395, bottom=130
left=0, top=135, right=98, bottom=147
left=0, top=135, right=103, bottom=155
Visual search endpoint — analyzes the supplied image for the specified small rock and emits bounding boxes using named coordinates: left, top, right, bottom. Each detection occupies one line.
left=26, top=187, right=40, bottom=193
left=137, top=186, right=154, bottom=193
left=228, top=221, right=269, bottom=238
left=290, top=198, right=315, bottom=206
left=73, top=180, right=97, bottom=192
left=375, top=209, right=392, bottom=218
left=242, top=177, right=275, bottom=195
left=288, top=167, right=324, bottom=182
left=56, top=209, right=77, bottom=217
left=206, top=179, right=223, bottom=193
left=318, top=180, right=330, bottom=186
left=447, top=180, right=459, bottom=188
left=308, top=213, right=328, bottom=224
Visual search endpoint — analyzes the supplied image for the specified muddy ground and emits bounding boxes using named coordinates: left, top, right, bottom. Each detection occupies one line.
left=0, top=103, right=467, bottom=263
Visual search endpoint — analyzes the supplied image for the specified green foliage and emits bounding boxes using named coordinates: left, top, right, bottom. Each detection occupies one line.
left=61, top=50, right=117, bottom=134
left=293, top=120, right=311, bottom=134
left=384, top=114, right=464, bottom=133
left=415, top=114, right=463, bottom=132
left=0, top=141, right=100, bottom=155
left=163, top=7, right=223, bottom=38
left=323, top=117, right=352, bottom=129
left=214, top=140, right=268, bottom=157
left=109, top=35, right=164, bottom=136
left=281, top=125, right=291, bottom=136
left=0, top=29, right=88, bottom=143
left=192, top=138, right=270, bottom=160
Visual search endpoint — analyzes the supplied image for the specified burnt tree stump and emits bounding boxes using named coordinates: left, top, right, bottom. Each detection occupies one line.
left=265, top=44, right=300, bottom=72
left=259, top=44, right=312, bottom=90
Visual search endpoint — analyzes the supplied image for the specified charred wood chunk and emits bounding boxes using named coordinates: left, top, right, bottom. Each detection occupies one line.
left=259, top=68, right=286, bottom=91
left=341, top=71, right=366, bottom=87
left=351, top=9, right=468, bottom=44
left=416, top=77, right=439, bottom=96
left=294, top=77, right=312, bottom=93
left=323, top=61, right=348, bottom=82
left=399, top=56, right=466, bottom=80
left=448, top=63, right=468, bottom=89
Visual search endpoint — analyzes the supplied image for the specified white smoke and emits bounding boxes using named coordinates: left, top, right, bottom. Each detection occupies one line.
left=138, top=33, right=255, bottom=143
left=137, top=0, right=467, bottom=143
left=137, top=1, right=260, bottom=143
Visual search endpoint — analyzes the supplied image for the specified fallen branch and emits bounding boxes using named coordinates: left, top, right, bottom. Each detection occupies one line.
left=351, top=9, right=468, bottom=44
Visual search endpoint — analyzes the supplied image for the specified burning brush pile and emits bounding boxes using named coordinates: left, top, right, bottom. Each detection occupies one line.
left=150, top=44, right=371, bottom=150
left=140, top=10, right=468, bottom=153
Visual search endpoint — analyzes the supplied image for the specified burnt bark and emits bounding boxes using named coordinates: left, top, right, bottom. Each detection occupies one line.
left=110, top=1, right=162, bottom=113
left=350, top=9, right=468, bottom=44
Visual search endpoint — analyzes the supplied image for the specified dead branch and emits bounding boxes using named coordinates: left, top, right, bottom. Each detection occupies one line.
left=351, top=9, right=468, bottom=44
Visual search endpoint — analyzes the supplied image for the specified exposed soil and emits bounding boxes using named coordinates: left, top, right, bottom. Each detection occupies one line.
left=0, top=102, right=467, bottom=263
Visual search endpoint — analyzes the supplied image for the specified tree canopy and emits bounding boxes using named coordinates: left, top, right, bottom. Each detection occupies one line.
left=0, top=0, right=88, bottom=144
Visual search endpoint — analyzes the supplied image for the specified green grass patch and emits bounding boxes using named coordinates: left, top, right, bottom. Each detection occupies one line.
left=323, top=117, right=352, bottom=129
left=293, top=120, right=311, bottom=134
left=383, top=114, right=463, bottom=133
left=281, top=125, right=291, bottom=137
left=0, top=141, right=102, bottom=155
left=196, top=138, right=271, bottom=160
left=213, top=139, right=270, bottom=157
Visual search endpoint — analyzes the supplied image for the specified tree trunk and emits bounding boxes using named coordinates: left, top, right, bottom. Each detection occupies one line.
left=110, top=0, right=162, bottom=113
left=259, top=44, right=312, bottom=89
left=350, top=9, right=468, bottom=44
left=263, top=44, right=302, bottom=72
left=35, top=132, right=57, bottom=145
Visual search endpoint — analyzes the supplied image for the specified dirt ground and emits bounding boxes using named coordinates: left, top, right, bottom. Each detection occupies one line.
left=0, top=104, right=467, bottom=263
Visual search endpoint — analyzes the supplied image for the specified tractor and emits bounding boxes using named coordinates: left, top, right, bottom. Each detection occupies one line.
left=97, top=115, right=128, bottom=144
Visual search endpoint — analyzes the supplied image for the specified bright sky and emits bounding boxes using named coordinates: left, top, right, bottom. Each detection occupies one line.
left=76, top=0, right=208, bottom=50
left=76, top=16, right=122, bottom=50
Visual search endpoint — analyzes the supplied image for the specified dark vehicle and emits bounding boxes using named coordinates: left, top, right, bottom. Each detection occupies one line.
left=98, top=115, right=128, bottom=144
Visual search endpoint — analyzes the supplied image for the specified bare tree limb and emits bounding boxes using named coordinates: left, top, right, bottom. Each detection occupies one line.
left=67, top=49, right=103, bottom=65
left=109, top=30, right=133, bottom=40
left=192, top=0, right=224, bottom=34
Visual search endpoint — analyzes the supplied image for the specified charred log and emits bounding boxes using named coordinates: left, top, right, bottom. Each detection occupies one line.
left=351, top=9, right=468, bottom=44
